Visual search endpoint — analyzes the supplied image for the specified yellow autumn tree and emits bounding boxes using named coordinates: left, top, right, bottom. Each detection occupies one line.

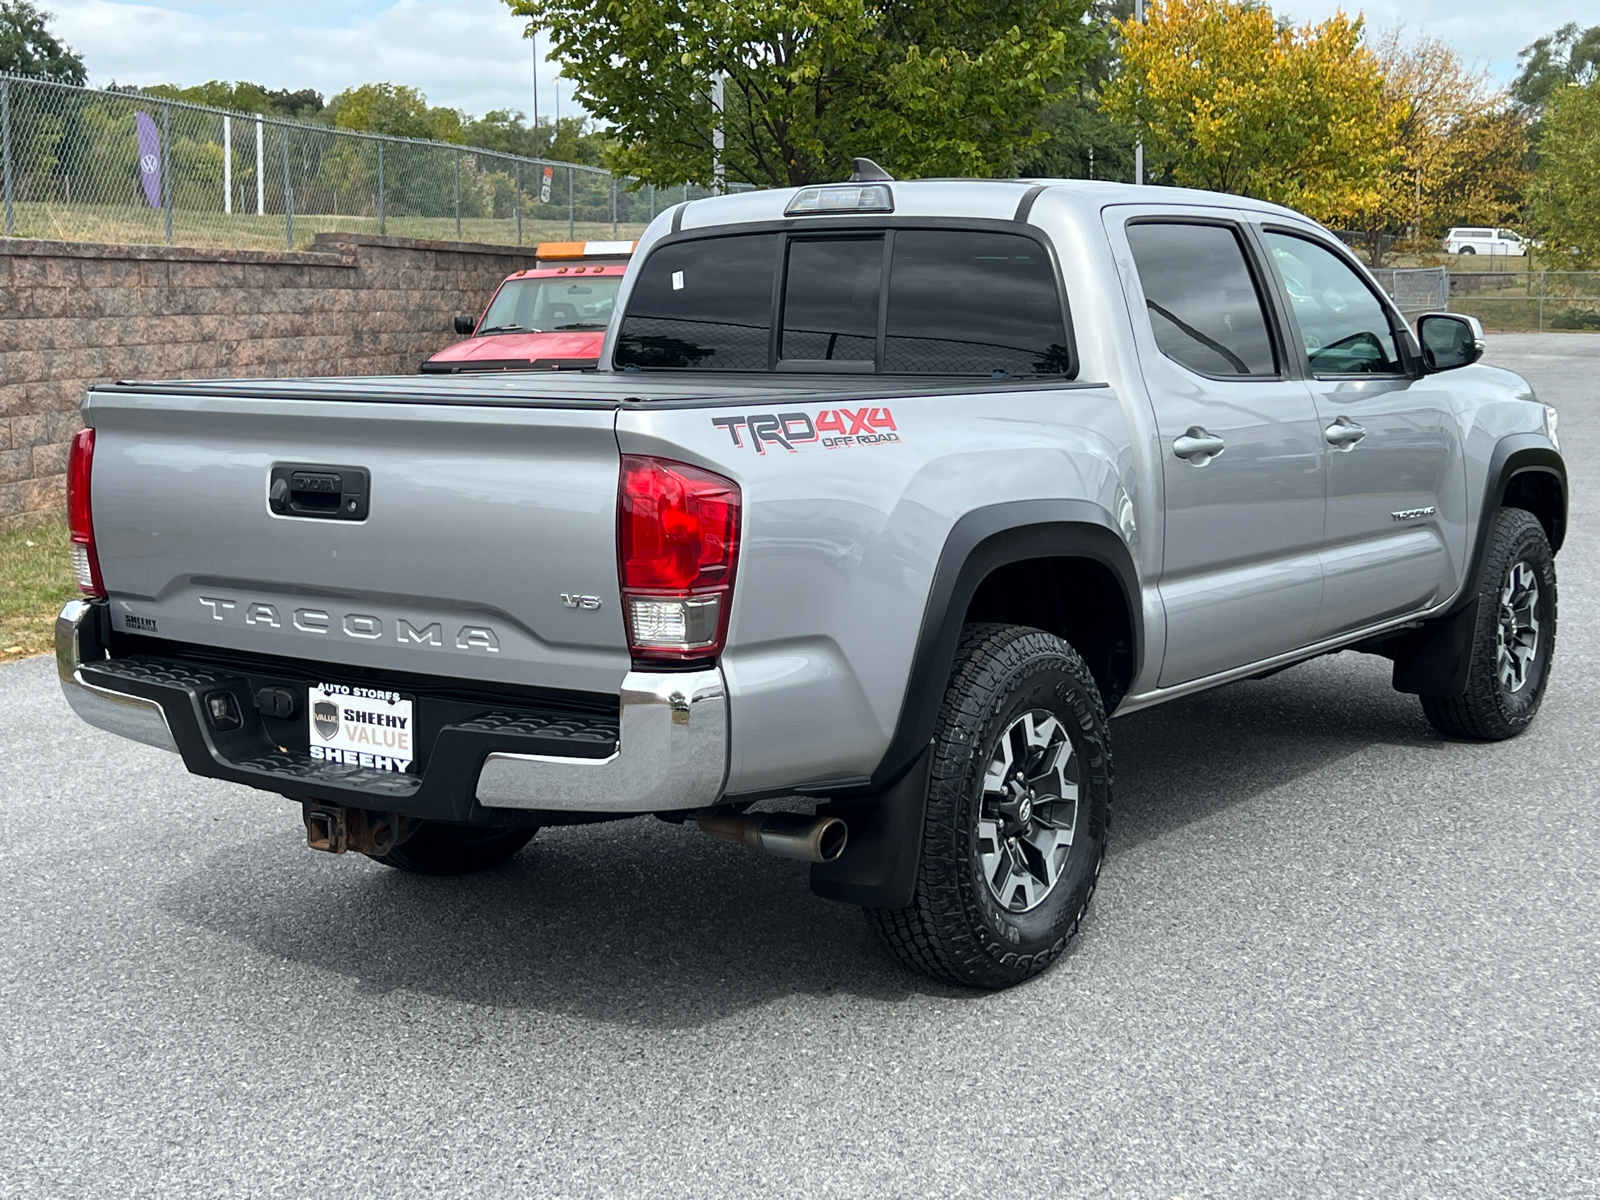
left=1100, top=0, right=1398, bottom=225
left=1347, top=31, right=1530, bottom=263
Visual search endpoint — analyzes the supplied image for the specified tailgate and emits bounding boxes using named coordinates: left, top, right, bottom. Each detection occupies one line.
left=85, top=386, right=630, bottom=696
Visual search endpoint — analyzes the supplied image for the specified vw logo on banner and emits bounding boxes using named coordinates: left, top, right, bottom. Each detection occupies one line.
left=134, top=111, right=161, bottom=209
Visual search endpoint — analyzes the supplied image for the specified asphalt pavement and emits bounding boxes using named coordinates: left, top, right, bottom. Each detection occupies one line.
left=2, top=333, right=1597, bottom=1199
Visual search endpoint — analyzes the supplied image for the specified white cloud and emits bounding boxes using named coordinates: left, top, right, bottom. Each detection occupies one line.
left=1270, top=0, right=1595, bottom=85
left=48, top=0, right=571, bottom=119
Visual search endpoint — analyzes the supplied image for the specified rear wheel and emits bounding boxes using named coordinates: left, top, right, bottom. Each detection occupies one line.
left=867, top=624, right=1112, bottom=989
left=369, top=821, right=537, bottom=875
left=1458, top=245, right=1476, bottom=255
left=1420, top=508, right=1556, bottom=741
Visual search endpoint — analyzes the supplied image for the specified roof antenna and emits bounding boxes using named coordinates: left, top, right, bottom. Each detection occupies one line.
left=849, top=158, right=893, bottom=182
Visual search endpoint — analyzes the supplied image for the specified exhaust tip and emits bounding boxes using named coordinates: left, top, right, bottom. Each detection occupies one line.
left=697, top=812, right=849, bottom=864
left=813, top=816, right=848, bottom=863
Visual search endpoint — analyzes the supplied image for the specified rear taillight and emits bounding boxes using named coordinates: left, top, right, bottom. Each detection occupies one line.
left=67, top=427, right=105, bottom=599
left=618, top=455, right=741, bottom=662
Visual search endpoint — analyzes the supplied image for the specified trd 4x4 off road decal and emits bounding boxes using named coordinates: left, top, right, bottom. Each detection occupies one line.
left=711, top=407, right=900, bottom=454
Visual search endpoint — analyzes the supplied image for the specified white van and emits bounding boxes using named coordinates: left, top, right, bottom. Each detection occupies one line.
left=1444, top=228, right=1525, bottom=257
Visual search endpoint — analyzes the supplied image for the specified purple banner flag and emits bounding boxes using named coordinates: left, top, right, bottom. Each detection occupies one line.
left=135, top=111, right=161, bottom=209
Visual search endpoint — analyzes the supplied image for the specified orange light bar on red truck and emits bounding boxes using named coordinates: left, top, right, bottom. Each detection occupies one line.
left=535, top=240, right=637, bottom=267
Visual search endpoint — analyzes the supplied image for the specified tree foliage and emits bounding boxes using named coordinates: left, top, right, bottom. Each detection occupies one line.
left=140, top=81, right=326, bottom=121
left=1529, top=79, right=1600, bottom=268
left=1099, top=0, right=1396, bottom=225
left=0, top=0, right=85, bottom=84
left=502, top=0, right=1099, bottom=188
left=1512, top=22, right=1600, bottom=115
left=327, top=82, right=466, bottom=143
left=1344, top=31, right=1529, bottom=263
left=1018, top=0, right=1136, bottom=182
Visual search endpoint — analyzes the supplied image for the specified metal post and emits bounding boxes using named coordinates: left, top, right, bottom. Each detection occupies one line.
left=377, top=141, right=385, bottom=235
left=1133, top=0, right=1144, bottom=185
left=531, top=31, right=541, bottom=159
left=162, top=104, right=173, bottom=244
left=611, top=177, right=617, bottom=237
left=281, top=125, right=294, bottom=249
left=515, top=160, right=522, bottom=245
left=648, top=182, right=655, bottom=220
left=567, top=166, right=574, bottom=238
left=711, top=71, right=725, bottom=195
left=223, top=115, right=232, bottom=214
left=454, top=149, right=461, bottom=239
left=1539, top=269, right=1546, bottom=333
left=254, top=118, right=264, bottom=215
left=2, top=81, right=12, bottom=238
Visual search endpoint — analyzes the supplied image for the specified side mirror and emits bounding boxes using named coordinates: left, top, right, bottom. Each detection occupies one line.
left=1415, top=312, right=1484, bottom=372
left=453, top=314, right=477, bottom=336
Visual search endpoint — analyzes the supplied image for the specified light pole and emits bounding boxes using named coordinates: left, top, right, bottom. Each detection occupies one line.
left=531, top=31, right=540, bottom=158
left=1133, top=0, right=1144, bottom=185
left=711, top=70, right=725, bottom=195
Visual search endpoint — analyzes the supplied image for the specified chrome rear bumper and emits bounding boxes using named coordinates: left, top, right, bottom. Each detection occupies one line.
left=55, top=599, right=728, bottom=815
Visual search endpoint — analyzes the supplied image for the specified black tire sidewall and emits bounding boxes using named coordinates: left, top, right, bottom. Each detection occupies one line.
left=1486, top=518, right=1557, bottom=724
left=925, top=628, right=1111, bottom=981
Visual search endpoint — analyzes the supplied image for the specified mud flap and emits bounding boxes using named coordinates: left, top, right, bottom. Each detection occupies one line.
left=809, top=747, right=931, bottom=909
left=1389, top=599, right=1479, bottom=697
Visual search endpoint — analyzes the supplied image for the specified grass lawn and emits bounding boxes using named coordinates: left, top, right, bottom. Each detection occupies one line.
left=0, top=518, right=77, bottom=663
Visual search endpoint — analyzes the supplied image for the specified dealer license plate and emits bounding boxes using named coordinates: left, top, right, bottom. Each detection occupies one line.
left=307, top=683, right=416, bottom=773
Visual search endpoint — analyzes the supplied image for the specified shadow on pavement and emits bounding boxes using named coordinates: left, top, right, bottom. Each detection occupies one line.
left=160, top=652, right=1440, bottom=1027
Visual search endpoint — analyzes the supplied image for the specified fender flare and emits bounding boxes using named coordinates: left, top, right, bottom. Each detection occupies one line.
left=810, top=500, right=1142, bottom=908
left=1389, top=434, right=1565, bottom=696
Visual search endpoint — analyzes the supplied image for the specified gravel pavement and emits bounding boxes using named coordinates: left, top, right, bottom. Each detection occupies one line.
left=2, top=334, right=1596, bottom=1199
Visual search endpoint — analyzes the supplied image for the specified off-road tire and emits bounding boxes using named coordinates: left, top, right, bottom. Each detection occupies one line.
left=369, top=822, right=537, bottom=875
left=1420, top=508, right=1556, bottom=741
left=866, top=624, right=1112, bottom=989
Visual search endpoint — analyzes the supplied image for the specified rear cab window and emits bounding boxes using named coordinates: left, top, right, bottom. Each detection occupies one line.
left=614, top=226, right=1072, bottom=378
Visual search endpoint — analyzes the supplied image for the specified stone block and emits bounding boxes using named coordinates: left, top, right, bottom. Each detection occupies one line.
left=0, top=447, right=29, bottom=484
left=10, top=411, right=82, bottom=448
left=19, top=473, right=65, bottom=512
left=0, top=350, right=44, bottom=385
left=0, top=418, right=10, bottom=450
left=32, top=439, right=70, bottom=477
left=0, top=482, right=20, bottom=516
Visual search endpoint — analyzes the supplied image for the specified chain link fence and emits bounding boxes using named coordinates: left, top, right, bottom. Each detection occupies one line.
left=1369, top=267, right=1449, bottom=316
left=0, top=73, right=733, bottom=252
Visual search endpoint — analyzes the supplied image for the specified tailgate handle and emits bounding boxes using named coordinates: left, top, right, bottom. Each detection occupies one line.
left=269, top=464, right=370, bottom=521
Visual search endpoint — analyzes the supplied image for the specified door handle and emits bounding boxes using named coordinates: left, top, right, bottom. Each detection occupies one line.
left=1324, top=417, right=1367, bottom=450
left=1173, top=427, right=1226, bottom=466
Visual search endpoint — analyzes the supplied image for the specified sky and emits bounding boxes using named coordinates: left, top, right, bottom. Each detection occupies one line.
left=45, top=0, right=1600, bottom=123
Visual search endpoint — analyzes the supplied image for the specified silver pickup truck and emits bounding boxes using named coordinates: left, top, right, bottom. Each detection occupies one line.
left=59, top=174, right=1566, bottom=989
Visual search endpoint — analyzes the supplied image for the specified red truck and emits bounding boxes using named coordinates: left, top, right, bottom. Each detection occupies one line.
left=421, top=240, right=635, bottom=374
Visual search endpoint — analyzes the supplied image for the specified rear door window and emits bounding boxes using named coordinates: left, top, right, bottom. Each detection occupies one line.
left=613, top=233, right=778, bottom=370
left=884, top=231, right=1069, bottom=375
left=779, top=237, right=883, bottom=365
left=1125, top=221, right=1278, bottom=377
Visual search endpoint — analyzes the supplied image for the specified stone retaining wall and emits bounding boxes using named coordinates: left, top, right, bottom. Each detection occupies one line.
left=0, top=233, right=541, bottom=524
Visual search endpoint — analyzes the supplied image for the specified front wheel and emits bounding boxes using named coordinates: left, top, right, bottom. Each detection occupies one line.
left=867, top=624, right=1112, bottom=989
left=1420, top=508, right=1557, bottom=741
left=368, top=821, right=537, bottom=875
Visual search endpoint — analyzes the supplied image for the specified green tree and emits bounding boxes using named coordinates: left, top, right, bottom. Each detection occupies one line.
left=326, top=82, right=465, bottom=144
left=1100, top=0, right=1398, bottom=225
left=1513, top=23, right=1600, bottom=115
left=141, top=81, right=327, bottom=121
left=1528, top=79, right=1600, bottom=267
left=1019, top=0, right=1137, bottom=181
left=0, top=0, right=85, bottom=84
left=503, top=0, right=1099, bottom=187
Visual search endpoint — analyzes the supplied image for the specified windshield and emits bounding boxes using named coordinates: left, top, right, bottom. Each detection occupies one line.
left=477, top=276, right=622, bottom=334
